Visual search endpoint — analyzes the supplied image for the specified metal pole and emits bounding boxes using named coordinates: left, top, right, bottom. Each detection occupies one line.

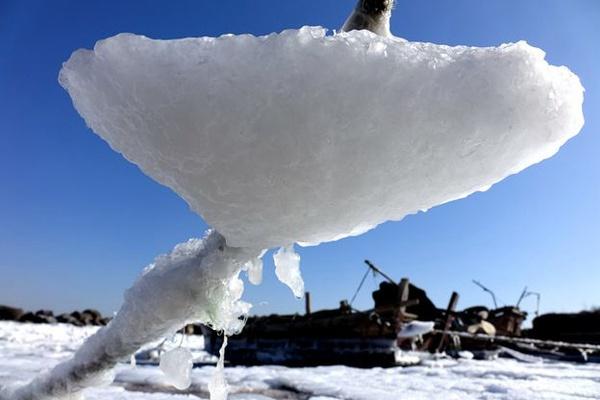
left=472, top=280, right=498, bottom=308
left=364, top=260, right=396, bottom=284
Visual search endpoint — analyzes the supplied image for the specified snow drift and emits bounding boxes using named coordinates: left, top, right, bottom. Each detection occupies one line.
left=59, top=26, right=584, bottom=250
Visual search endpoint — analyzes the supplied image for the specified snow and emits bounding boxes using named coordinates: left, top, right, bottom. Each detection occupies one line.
left=342, top=1, right=392, bottom=37
left=458, top=351, right=475, bottom=360
left=2, top=322, right=600, bottom=400
left=59, top=27, right=584, bottom=251
left=160, top=348, right=194, bottom=390
left=397, top=321, right=435, bottom=338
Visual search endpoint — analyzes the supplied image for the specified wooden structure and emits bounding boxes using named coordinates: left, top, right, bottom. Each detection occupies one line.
left=202, top=261, right=543, bottom=366
left=203, top=261, right=424, bottom=367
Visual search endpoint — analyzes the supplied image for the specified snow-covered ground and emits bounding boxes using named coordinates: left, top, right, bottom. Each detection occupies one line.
left=1, top=321, right=599, bottom=400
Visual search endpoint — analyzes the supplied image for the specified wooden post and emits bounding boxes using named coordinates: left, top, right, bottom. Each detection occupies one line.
left=305, top=291, right=311, bottom=315
left=436, top=291, right=459, bottom=353
left=397, top=278, right=410, bottom=324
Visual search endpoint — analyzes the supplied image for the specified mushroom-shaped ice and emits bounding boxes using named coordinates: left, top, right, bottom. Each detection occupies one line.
left=59, top=27, right=584, bottom=250
left=3, top=26, right=583, bottom=400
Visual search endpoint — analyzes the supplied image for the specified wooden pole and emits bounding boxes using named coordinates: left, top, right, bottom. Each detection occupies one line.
left=396, top=278, right=410, bottom=324
left=305, top=291, right=311, bottom=315
left=436, top=291, right=459, bottom=353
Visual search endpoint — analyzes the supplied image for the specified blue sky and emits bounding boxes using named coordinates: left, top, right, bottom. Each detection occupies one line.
left=0, top=1, right=598, bottom=321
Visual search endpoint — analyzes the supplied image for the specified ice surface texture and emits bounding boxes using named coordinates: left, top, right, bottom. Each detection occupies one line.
left=59, top=26, right=584, bottom=250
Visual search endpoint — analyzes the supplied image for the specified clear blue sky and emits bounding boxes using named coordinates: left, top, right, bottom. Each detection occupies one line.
left=1, top=1, right=598, bottom=322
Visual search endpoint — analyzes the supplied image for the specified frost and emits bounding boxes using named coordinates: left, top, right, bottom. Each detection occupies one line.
left=159, top=347, right=193, bottom=390
left=273, top=245, right=304, bottom=298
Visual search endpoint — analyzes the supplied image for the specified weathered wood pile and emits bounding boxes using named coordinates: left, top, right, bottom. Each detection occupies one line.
left=0, top=304, right=111, bottom=326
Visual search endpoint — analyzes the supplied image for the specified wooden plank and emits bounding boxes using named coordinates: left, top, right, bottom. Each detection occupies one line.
left=436, top=291, right=460, bottom=353
left=396, top=278, right=409, bottom=325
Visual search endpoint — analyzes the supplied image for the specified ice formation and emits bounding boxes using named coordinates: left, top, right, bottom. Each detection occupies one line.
left=6, top=23, right=584, bottom=400
left=159, top=348, right=193, bottom=390
left=59, top=27, right=583, bottom=250
left=273, top=245, right=305, bottom=298
left=208, top=338, right=230, bottom=400
left=3, top=231, right=260, bottom=400
left=243, top=256, right=264, bottom=286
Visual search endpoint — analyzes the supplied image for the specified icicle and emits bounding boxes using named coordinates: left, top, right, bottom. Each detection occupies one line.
left=208, top=336, right=229, bottom=400
left=159, top=347, right=193, bottom=390
left=244, top=256, right=264, bottom=285
left=273, top=244, right=304, bottom=298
